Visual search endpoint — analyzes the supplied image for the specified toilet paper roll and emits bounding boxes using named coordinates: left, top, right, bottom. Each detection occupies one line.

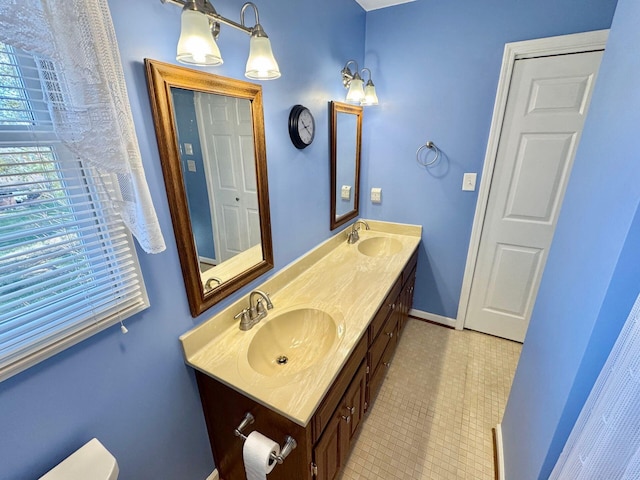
left=243, top=431, right=281, bottom=480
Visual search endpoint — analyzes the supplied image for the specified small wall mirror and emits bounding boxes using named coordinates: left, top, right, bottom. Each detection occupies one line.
left=330, top=101, right=362, bottom=230
left=145, top=59, right=273, bottom=317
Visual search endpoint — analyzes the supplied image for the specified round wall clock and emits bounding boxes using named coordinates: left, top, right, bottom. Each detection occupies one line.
left=288, top=104, right=315, bottom=149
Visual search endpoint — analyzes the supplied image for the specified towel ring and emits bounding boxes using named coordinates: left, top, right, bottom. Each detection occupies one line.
left=416, top=141, right=440, bottom=166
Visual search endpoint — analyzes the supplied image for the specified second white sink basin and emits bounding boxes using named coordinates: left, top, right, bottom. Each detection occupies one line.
left=247, top=308, right=338, bottom=377
left=358, top=236, right=403, bottom=257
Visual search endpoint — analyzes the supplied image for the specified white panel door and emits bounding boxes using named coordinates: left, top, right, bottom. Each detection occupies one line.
left=465, top=50, right=603, bottom=342
left=195, top=93, right=259, bottom=262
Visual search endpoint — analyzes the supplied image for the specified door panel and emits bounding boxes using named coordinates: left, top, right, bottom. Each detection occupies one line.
left=465, top=50, right=603, bottom=342
left=484, top=244, right=543, bottom=318
left=505, top=133, right=575, bottom=223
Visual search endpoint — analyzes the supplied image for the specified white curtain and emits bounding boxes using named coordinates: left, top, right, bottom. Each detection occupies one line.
left=550, top=292, right=640, bottom=479
left=0, top=0, right=166, bottom=253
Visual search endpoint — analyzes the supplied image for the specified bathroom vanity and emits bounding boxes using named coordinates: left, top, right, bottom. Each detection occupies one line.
left=180, top=221, right=420, bottom=480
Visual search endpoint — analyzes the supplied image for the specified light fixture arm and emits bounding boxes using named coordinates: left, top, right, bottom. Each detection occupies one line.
left=361, top=67, right=374, bottom=85
left=162, top=0, right=254, bottom=36
left=341, top=60, right=359, bottom=88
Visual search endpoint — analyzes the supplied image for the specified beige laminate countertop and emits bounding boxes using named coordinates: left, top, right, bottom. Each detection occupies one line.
left=179, top=220, right=422, bottom=427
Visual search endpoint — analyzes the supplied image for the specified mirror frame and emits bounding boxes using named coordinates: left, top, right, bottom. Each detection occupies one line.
left=144, top=59, right=273, bottom=317
left=330, top=101, right=363, bottom=230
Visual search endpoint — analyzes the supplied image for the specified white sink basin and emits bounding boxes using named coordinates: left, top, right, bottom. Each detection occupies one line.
left=247, top=308, right=338, bottom=377
left=357, top=236, right=403, bottom=257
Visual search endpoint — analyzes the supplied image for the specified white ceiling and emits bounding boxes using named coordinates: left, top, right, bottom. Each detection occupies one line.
left=354, top=0, right=415, bottom=12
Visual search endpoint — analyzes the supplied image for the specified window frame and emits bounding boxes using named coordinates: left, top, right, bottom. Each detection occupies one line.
left=0, top=43, right=149, bottom=382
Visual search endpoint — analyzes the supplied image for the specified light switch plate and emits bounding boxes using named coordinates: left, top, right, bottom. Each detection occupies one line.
left=371, top=187, right=382, bottom=203
left=341, top=185, right=351, bottom=200
left=184, top=143, right=194, bottom=155
left=462, top=173, right=477, bottom=191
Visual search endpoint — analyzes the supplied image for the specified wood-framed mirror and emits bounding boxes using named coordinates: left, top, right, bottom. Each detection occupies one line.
left=144, top=59, right=273, bottom=317
left=330, top=101, right=362, bottom=230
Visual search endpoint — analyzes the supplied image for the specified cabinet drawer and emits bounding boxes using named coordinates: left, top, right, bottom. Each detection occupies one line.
left=368, top=313, right=396, bottom=376
left=312, top=334, right=367, bottom=443
left=368, top=278, right=401, bottom=344
left=367, top=336, right=396, bottom=405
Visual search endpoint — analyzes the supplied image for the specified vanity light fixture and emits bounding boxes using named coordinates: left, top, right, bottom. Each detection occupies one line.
left=341, top=60, right=379, bottom=105
left=163, top=0, right=281, bottom=80
left=361, top=68, right=379, bottom=106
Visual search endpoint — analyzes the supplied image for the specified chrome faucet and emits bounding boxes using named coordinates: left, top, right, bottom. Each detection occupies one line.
left=235, top=290, right=273, bottom=331
left=347, top=220, right=370, bottom=244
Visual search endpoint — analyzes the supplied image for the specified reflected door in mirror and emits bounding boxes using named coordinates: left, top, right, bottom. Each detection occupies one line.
left=172, top=88, right=261, bottom=271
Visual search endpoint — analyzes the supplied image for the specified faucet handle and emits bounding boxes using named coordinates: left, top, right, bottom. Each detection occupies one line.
left=234, top=308, right=252, bottom=330
left=255, top=298, right=267, bottom=316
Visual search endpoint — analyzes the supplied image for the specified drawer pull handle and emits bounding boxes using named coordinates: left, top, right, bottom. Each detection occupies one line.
left=383, top=362, right=391, bottom=368
left=341, top=415, right=351, bottom=423
left=390, top=303, right=396, bottom=310
left=386, top=331, right=393, bottom=338
left=345, top=405, right=356, bottom=414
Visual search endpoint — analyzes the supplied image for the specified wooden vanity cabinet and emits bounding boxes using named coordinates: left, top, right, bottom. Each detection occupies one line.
left=195, top=333, right=368, bottom=480
left=193, top=247, right=420, bottom=480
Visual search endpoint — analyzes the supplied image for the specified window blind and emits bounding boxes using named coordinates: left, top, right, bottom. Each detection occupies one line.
left=0, top=44, right=148, bottom=380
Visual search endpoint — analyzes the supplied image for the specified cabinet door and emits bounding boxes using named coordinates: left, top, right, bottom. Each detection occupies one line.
left=343, top=361, right=367, bottom=441
left=313, top=414, right=345, bottom=480
left=313, top=361, right=367, bottom=480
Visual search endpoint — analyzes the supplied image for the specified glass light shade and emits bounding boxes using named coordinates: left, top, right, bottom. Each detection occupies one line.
left=346, top=77, right=365, bottom=103
left=362, top=83, right=379, bottom=105
left=177, top=9, right=222, bottom=66
left=245, top=36, right=281, bottom=80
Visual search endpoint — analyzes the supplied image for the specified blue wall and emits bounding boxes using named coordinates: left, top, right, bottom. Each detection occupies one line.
left=501, top=0, right=640, bottom=476
left=360, top=0, right=617, bottom=318
left=0, top=0, right=365, bottom=478
left=172, top=87, right=216, bottom=260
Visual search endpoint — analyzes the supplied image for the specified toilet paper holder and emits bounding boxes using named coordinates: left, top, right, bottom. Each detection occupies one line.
left=234, top=412, right=297, bottom=465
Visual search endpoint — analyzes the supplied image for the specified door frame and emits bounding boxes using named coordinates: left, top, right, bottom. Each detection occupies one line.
left=455, top=30, right=609, bottom=331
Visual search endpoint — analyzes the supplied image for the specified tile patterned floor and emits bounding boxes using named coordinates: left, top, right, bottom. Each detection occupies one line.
left=338, top=319, right=522, bottom=480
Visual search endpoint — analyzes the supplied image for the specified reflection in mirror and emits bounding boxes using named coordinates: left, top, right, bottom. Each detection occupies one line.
left=145, top=59, right=273, bottom=317
left=330, top=101, right=362, bottom=230
left=334, top=112, right=357, bottom=217
left=171, top=89, right=261, bottom=283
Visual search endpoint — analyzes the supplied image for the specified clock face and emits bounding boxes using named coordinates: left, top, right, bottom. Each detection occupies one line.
left=289, top=105, right=315, bottom=149
left=297, top=109, right=315, bottom=145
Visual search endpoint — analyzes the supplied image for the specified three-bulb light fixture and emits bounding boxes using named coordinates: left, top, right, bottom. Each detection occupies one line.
left=162, top=0, right=280, bottom=80
left=341, top=60, right=379, bottom=106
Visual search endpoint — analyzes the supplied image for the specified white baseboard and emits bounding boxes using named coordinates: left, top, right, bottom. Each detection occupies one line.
left=206, top=469, right=219, bottom=480
left=409, top=309, right=457, bottom=328
left=495, top=423, right=505, bottom=480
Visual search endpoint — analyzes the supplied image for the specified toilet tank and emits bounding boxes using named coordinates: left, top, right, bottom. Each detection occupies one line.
left=39, top=438, right=119, bottom=480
